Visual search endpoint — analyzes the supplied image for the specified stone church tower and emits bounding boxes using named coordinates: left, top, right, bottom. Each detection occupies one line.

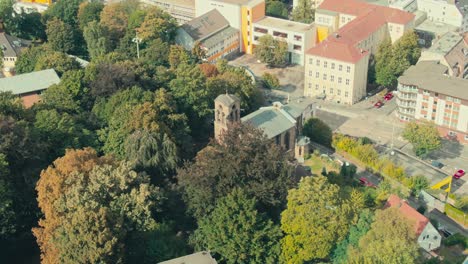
left=214, top=94, right=241, bottom=142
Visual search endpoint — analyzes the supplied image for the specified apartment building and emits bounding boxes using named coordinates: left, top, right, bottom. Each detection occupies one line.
left=304, top=0, right=415, bottom=104
left=397, top=61, right=468, bottom=143
left=252, top=17, right=316, bottom=65
left=293, top=0, right=325, bottom=9
left=417, top=0, right=468, bottom=32
left=175, top=9, right=239, bottom=62
left=0, top=32, right=31, bottom=74
left=418, top=31, right=468, bottom=78
left=140, top=0, right=195, bottom=24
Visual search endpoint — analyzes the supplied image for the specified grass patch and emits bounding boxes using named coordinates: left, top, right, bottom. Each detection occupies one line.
left=304, top=155, right=340, bottom=175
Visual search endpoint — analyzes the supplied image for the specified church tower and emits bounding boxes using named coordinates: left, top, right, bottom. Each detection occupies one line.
left=214, top=94, right=241, bottom=142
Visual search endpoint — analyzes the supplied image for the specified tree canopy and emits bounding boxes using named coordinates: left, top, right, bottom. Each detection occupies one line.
left=254, top=35, right=288, bottom=67
left=292, top=0, right=314, bottom=23
left=403, top=121, right=441, bottom=157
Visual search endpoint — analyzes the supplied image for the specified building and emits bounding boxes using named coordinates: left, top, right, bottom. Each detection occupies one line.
left=304, top=0, right=415, bottom=104
left=396, top=61, right=468, bottom=143
left=195, top=0, right=266, bottom=54
left=418, top=31, right=468, bottom=78
left=14, top=2, right=50, bottom=13
left=252, top=16, right=316, bottom=65
left=140, top=0, right=195, bottom=24
left=158, top=251, right=218, bottom=264
left=386, top=195, right=442, bottom=252
left=214, top=94, right=314, bottom=155
left=293, top=0, right=326, bottom=10
left=0, top=32, right=31, bottom=74
left=175, top=9, right=239, bottom=62
left=416, top=0, right=468, bottom=33
left=0, top=69, right=60, bottom=108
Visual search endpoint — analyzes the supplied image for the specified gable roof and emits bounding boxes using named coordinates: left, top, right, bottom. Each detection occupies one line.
left=158, top=251, right=217, bottom=264
left=386, top=194, right=429, bottom=236
left=0, top=32, right=31, bottom=58
left=181, top=9, right=229, bottom=42
left=0, top=69, right=60, bottom=95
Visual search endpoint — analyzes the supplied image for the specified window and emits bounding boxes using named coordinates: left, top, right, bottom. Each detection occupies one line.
left=324, top=62, right=328, bottom=68
left=445, top=104, right=452, bottom=109
left=453, top=105, right=460, bottom=111
left=337, top=89, right=341, bottom=95
left=338, top=77, right=342, bottom=84
left=330, top=75, right=334, bottom=82
left=443, top=119, right=449, bottom=125
left=323, top=74, right=327, bottom=80
left=309, top=70, right=313, bottom=77
left=449, top=131, right=457, bottom=136
left=315, top=84, right=319, bottom=90
left=316, top=72, right=319, bottom=78
left=316, top=60, right=320, bottom=66
left=330, top=88, right=333, bottom=94
left=309, top=58, right=313, bottom=64
left=346, top=66, right=351, bottom=73
left=331, top=63, right=335, bottom=69
left=346, top=79, right=350, bottom=85
left=345, top=91, right=349, bottom=97
left=339, top=65, right=343, bottom=71
left=453, top=98, right=461, bottom=103
left=308, top=83, right=312, bottom=89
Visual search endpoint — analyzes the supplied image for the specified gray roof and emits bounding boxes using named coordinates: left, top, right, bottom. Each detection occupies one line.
left=0, top=69, right=60, bottom=95
left=0, top=32, right=31, bottom=57
left=254, top=16, right=315, bottom=33
left=181, top=9, right=229, bottom=42
left=427, top=32, right=463, bottom=56
left=202, top=26, right=239, bottom=48
left=283, top=100, right=313, bottom=119
left=398, top=61, right=468, bottom=100
left=215, top=94, right=239, bottom=105
left=241, top=103, right=296, bottom=139
left=158, top=251, right=217, bottom=264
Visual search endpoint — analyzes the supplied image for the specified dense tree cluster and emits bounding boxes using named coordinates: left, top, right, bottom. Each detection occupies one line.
left=0, top=1, right=434, bottom=263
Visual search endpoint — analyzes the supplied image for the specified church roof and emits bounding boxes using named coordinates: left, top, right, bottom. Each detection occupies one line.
left=215, top=94, right=239, bottom=106
left=241, top=103, right=296, bottom=139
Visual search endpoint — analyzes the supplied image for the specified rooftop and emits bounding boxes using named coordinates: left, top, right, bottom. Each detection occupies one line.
left=0, top=69, right=60, bottom=95
left=158, top=251, right=217, bottom=264
left=0, top=32, right=31, bottom=58
left=426, top=32, right=463, bottom=55
left=215, top=94, right=239, bottom=106
left=181, top=9, right=229, bottom=42
left=415, top=20, right=459, bottom=39
left=202, top=26, right=238, bottom=48
left=254, top=16, right=315, bottom=33
left=386, top=194, right=429, bottom=236
left=214, top=0, right=257, bottom=5
left=398, top=61, right=468, bottom=100
left=241, top=102, right=297, bottom=139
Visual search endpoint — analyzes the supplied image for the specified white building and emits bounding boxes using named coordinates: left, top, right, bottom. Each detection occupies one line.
left=252, top=16, right=316, bottom=65
left=416, top=0, right=468, bottom=32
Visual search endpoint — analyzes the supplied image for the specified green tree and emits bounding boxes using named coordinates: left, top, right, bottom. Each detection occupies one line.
left=34, top=50, right=81, bottom=76
left=192, top=189, right=281, bottom=264
left=0, top=154, right=16, bottom=240
left=266, top=0, right=288, bottom=19
left=178, top=124, right=293, bottom=220
left=0, top=46, right=3, bottom=69
left=303, top=117, right=333, bottom=146
left=15, top=45, right=48, bottom=74
left=348, top=208, right=420, bottom=263
left=403, top=121, right=441, bottom=157
left=137, top=6, right=177, bottom=43
left=405, top=175, right=429, bottom=195
left=281, top=176, right=349, bottom=263
left=262, top=72, right=280, bottom=89
left=375, top=39, right=395, bottom=87
left=254, top=35, right=288, bottom=67
left=292, top=0, right=314, bottom=23
left=45, top=18, right=76, bottom=54
left=77, top=1, right=104, bottom=30
left=83, top=20, right=111, bottom=59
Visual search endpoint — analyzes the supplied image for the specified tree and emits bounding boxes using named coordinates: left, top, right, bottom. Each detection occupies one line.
left=280, top=176, right=349, bottom=263
left=292, top=0, right=314, bottom=23
left=303, top=117, right=333, bottom=146
left=15, top=45, right=49, bottom=74
left=43, top=0, right=83, bottom=25
left=0, top=154, right=16, bottom=240
left=403, top=121, right=441, bottom=157
left=0, top=46, right=3, bottom=69
left=140, top=38, right=170, bottom=67
left=83, top=20, right=111, bottom=59
left=46, top=18, right=76, bottom=54
left=191, top=189, right=281, bottom=264
left=137, top=7, right=177, bottom=43
left=375, top=39, right=395, bottom=87
left=177, top=124, right=293, bottom=220
left=262, top=72, right=280, bottom=89
left=100, top=2, right=130, bottom=46
left=406, top=175, right=429, bottom=195
left=33, top=148, right=163, bottom=263
left=254, top=35, right=288, bottom=67
left=34, top=50, right=81, bottom=76
left=348, top=208, right=420, bottom=263
left=266, top=0, right=288, bottom=19
left=89, top=62, right=137, bottom=97
left=77, top=1, right=104, bottom=30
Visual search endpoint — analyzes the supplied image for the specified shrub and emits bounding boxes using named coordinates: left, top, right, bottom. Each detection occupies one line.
left=443, top=233, right=467, bottom=248
left=262, top=73, right=280, bottom=89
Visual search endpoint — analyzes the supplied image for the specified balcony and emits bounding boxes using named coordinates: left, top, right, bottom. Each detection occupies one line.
left=254, top=27, right=268, bottom=34
left=396, top=100, right=416, bottom=108
left=397, top=93, right=417, bottom=101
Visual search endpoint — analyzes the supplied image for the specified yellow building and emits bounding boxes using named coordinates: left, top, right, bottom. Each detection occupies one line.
left=20, top=0, right=54, bottom=5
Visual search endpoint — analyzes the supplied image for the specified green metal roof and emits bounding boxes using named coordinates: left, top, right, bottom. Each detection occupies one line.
left=0, top=69, right=60, bottom=95
left=241, top=105, right=296, bottom=139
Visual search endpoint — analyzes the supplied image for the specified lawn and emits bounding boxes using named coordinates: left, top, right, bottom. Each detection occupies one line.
left=304, top=154, right=341, bottom=175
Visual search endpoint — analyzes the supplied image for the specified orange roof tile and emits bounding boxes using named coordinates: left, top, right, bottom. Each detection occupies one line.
left=386, top=194, right=429, bottom=236
left=306, top=38, right=368, bottom=63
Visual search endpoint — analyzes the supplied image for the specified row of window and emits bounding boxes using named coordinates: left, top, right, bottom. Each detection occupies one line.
left=308, top=83, right=350, bottom=97
left=308, top=71, right=351, bottom=85
left=2, top=57, right=16, bottom=61
left=309, top=59, right=351, bottom=72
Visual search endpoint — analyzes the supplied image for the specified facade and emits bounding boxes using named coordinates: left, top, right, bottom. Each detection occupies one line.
left=252, top=16, right=316, bottom=65
left=416, top=0, right=468, bottom=32
left=304, top=0, right=415, bottom=104
left=175, top=9, right=239, bottom=62
left=387, top=195, right=442, bottom=252
left=397, top=61, right=468, bottom=143
left=0, top=69, right=60, bottom=108
left=140, top=0, right=195, bottom=24
left=418, top=31, right=468, bottom=78
left=214, top=94, right=314, bottom=154
left=158, top=251, right=217, bottom=264
left=0, top=32, right=31, bottom=74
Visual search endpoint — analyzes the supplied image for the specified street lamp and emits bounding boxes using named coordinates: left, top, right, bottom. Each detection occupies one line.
left=132, top=32, right=142, bottom=59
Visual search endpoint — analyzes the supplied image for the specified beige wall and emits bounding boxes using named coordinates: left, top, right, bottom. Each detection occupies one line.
left=2, top=56, right=17, bottom=69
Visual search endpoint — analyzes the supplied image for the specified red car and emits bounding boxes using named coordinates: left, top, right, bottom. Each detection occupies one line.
left=374, top=101, right=383, bottom=108
left=359, top=177, right=376, bottom=188
left=453, top=169, right=465, bottom=179
left=384, top=92, right=394, bottom=101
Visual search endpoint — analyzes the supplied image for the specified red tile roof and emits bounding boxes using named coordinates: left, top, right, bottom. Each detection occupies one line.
left=386, top=194, right=429, bottom=236
left=307, top=0, right=414, bottom=63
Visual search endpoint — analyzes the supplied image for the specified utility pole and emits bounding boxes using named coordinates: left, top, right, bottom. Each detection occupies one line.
left=132, top=32, right=142, bottom=59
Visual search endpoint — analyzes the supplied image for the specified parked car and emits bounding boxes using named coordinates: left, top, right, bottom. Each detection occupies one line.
left=374, top=101, right=383, bottom=108
left=431, top=160, right=444, bottom=169
left=453, top=169, right=465, bottom=179
left=384, top=92, right=394, bottom=101
left=359, top=177, right=376, bottom=188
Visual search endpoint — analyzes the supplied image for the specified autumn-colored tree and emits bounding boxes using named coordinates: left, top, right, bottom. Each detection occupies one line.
left=137, top=7, right=177, bottom=43
left=199, top=63, right=219, bottom=78
left=100, top=2, right=130, bottom=45
left=347, top=208, right=420, bottom=263
left=281, top=176, right=350, bottom=263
